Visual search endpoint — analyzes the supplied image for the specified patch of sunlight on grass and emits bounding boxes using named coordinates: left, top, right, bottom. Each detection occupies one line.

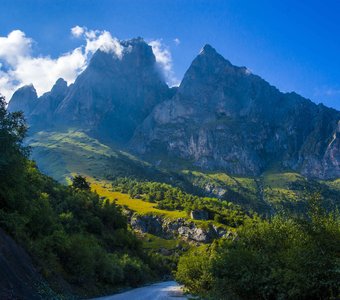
left=141, top=233, right=180, bottom=250
left=264, top=187, right=298, bottom=203
left=263, top=172, right=303, bottom=188
left=90, top=179, right=187, bottom=219
left=324, top=178, right=340, bottom=190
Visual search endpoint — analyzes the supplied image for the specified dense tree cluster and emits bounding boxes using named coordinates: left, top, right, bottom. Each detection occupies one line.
left=111, top=177, right=249, bottom=227
left=176, top=194, right=340, bottom=300
left=0, top=96, right=162, bottom=297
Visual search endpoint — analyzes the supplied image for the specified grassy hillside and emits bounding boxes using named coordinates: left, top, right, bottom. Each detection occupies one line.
left=0, top=101, right=173, bottom=298
left=90, top=179, right=187, bottom=219
left=183, top=170, right=340, bottom=214
left=27, top=130, right=157, bottom=183
left=27, top=130, right=340, bottom=215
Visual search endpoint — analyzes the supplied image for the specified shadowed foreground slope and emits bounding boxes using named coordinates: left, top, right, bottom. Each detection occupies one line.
left=0, top=229, right=49, bottom=299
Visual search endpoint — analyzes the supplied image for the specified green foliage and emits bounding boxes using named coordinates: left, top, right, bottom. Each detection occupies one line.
left=175, top=246, right=213, bottom=296
left=111, top=177, right=249, bottom=227
left=0, top=95, right=29, bottom=212
left=176, top=194, right=340, bottom=299
left=0, top=97, right=161, bottom=297
left=71, top=175, right=90, bottom=191
left=182, top=170, right=340, bottom=215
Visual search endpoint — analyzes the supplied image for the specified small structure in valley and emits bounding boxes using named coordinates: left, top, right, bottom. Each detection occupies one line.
left=190, top=209, right=209, bottom=220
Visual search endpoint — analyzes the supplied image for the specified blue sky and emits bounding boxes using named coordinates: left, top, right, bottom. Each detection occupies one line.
left=1, top=0, right=340, bottom=109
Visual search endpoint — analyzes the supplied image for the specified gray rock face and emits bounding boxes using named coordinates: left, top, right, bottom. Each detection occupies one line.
left=54, top=38, right=172, bottom=143
left=130, top=214, right=231, bottom=243
left=7, top=84, right=38, bottom=116
left=7, top=41, right=340, bottom=179
left=8, top=38, right=172, bottom=143
left=30, top=78, right=69, bottom=127
left=131, top=45, right=340, bottom=179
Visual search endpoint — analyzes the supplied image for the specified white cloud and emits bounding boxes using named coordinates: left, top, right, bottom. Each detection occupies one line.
left=83, top=29, right=123, bottom=58
left=0, top=27, right=126, bottom=101
left=71, top=26, right=123, bottom=58
left=71, top=25, right=85, bottom=38
left=0, top=30, right=32, bottom=65
left=12, top=48, right=86, bottom=97
left=0, top=28, right=180, bottom=101
left=174, top=38, right=180, bottom=45
left=148, top=39, right=179, bottom=86
left=0, top=70, right=17, bottom=100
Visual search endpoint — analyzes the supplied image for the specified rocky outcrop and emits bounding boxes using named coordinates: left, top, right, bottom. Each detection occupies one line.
left=130, top=213, right=232, bottom=243
left=131, top=45, right=340, bottom=179
left=7, top=84, right=38, bottom=116
left=29, top=78, right=69, bottom=128
left=8, top=40, right=340, bottom=179
left=9, top=38, right=172, bottom=143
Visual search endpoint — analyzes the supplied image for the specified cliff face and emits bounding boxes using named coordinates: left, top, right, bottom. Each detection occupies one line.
left=131, top=45, right=340, bottom=179
left=8, top=38, right=172, bottom=143
left=129, top=213, right=231, bottom=243
left=54, top=38, right=172, bottom=143
left=8, top=42, right=340, bottom=179
left=7, top=84, right=38, bottom=116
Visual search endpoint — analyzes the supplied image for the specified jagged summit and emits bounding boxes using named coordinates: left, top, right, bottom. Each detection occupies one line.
left=51, top=78, right=68, bottom=93
left=199, top=44, right=217, bottom=55
left=7, top=40, right=340, bottom=179
left=196, top=44, right=232, bottom=65
left=52, top=37, right=170, bottom=142
left=129, top=44, right=340, bottom=179
left=89, top=38, right=155, bottom=69
left=7, top=84, right=38, bottom=114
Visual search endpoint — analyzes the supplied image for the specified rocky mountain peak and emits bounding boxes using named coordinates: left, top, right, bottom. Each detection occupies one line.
left=131, top=45, right=340, bottom=179
left=7, top=40, right=340, bottom=179
left=178, top=45, right=245, bottom=103
left=199, top=44, right=218, bottom=55
left=12, top=84, right=36, bottom=98
left=50, top=78, right=68, bottom=96
left=8, top=84, right=38, bottom=114
left=88, top=38, right=156, bottom=73
left=52, top=37, right=170, bottom=143
left=195, top=44, right=232, bottom=67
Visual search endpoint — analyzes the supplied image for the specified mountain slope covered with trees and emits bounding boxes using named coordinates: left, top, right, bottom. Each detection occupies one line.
left=0, top=96, right=168, bottom=298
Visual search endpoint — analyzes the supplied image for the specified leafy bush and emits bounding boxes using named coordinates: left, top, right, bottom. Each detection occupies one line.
left=176, top=194, right=340, bottom=300
left=0, top=96, right=160, bottom=296
left=111, top=177, right=248, bottom=227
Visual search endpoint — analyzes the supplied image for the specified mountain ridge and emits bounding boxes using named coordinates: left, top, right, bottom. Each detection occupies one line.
left=7, top=40, right=340, bottom=179
left=131, top=44, right=340, bottom=179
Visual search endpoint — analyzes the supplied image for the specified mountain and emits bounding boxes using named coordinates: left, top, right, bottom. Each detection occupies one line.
left=7, top=42, right=340, bottom=179
left=30, top=78, right=69, bottom=127
left=131, top=44, right=340, bottom=179
left=7, top=84, right=38, bottom=116
left=9, top=38, right=173, bottom=143
left=55, top=38, right=173, bottom=143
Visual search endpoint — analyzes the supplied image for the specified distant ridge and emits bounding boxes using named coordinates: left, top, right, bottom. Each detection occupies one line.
left=8, top=40, right=340, bottom=179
